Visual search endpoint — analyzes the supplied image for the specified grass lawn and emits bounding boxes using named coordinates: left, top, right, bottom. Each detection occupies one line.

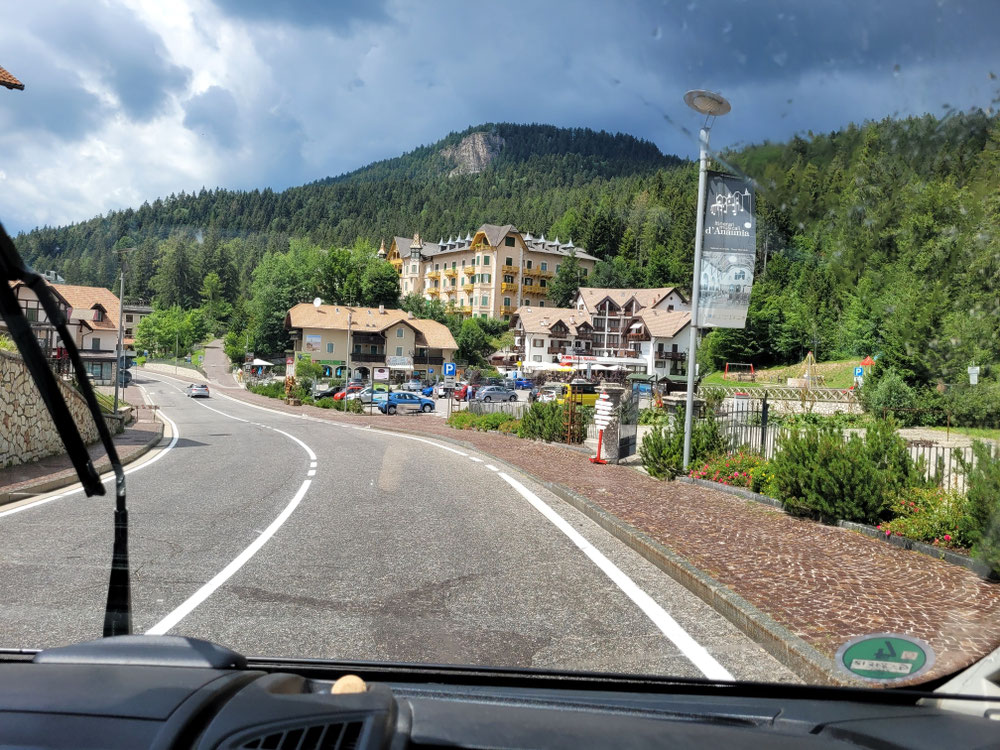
left=703, top=358, right=859, bottom=389
left=928, top=425, right=1000, bottom=441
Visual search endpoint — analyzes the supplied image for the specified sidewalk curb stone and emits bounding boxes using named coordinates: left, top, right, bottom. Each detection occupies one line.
left=0, top=422, right=165, bottom=507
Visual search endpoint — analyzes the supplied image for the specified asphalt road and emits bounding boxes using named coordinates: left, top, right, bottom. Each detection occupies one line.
left=0, top=370, right=798, bottom=683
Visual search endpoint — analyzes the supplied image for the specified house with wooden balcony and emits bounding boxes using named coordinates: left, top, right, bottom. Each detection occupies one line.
left=622, top=308, right=692, bottom=378
left=285, top=303, right=458, bottom=381
left=575, top=286, right=690, bottom=359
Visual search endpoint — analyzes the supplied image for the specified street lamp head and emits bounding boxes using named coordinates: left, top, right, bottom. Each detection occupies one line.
left=684, top=89, right=731, bottom=117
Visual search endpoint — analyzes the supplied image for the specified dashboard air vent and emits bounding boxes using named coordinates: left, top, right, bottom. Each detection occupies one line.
left=239, top=720, right=363, bottom=750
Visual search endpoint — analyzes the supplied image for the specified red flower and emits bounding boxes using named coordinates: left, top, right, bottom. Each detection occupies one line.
left=944, top=534, right=952, bottom=542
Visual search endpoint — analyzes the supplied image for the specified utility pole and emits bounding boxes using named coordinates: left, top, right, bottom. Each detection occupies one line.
left=113, top=248, right=134, bottom=413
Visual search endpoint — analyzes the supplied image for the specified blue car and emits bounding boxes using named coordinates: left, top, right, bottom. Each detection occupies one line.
left=514, top=377, right=534, bottom=389
left=378, top=392, right=435, bottom=415
left=421, top=384, right=435, bottom=397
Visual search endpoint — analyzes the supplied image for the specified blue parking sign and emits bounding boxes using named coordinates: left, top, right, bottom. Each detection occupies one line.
left=428, top=368, right=435, bottom=374
left=444, top=362, right=456, bottom=376
left=854, top=366, right=864, bottom=377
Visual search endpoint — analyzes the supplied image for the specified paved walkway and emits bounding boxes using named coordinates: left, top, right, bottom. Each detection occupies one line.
left=214, top=386, right=1000, bottom=685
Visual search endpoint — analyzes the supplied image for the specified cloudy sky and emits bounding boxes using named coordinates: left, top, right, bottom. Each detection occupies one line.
left=0, top=0, right=996, bottom=234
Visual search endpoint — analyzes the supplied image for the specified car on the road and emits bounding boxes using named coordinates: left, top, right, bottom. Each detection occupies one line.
left=475, top=385, right=517, bottom=402
left=185, top=383, right=210, bottom=398
left=377, top=392, right=435, bottom=415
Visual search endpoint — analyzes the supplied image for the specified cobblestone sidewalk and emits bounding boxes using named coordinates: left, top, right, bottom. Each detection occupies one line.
left=223, top=388, right=1000, bottom=684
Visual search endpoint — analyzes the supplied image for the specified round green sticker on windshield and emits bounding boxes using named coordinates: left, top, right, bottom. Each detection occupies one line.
left=836, top=634, right=935, bottom=683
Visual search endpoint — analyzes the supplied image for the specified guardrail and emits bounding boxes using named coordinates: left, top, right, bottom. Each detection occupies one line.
left=700, top=384, right=859, bottom=404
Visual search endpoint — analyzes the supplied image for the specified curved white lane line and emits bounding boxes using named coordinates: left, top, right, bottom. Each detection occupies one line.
left=498, top=471, right=734, bottom=682
left=0, top=390, right=180, bottom=519
left=141, top=371, right=317, bottom=635
left=146, top=478, right=313, bottom=635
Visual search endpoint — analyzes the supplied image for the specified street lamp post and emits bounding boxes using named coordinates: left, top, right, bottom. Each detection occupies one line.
left=682, top=90, right=730, bottom=471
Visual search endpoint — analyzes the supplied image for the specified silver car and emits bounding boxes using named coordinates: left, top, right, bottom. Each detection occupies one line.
left=185, top=383, right=210, bottom=398
left=475, top=385, right=517, bottom=402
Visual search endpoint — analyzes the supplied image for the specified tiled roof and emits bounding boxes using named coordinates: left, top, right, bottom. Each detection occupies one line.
left=51, top=283, right=121, bottom=331
left=285, top=303, right=457, bottom=351
left=577, top=286, right=681, bottom=312
left=0, top=64, right=24, bottom=91
left=396, top=224, right=598, bottom=262
left=510, top=305, right=592, bottom=335
left=634, top=309, right=690, bottom=339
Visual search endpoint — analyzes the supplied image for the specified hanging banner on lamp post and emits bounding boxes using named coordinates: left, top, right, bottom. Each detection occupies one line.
left=698, top=171, right=756, bottom=329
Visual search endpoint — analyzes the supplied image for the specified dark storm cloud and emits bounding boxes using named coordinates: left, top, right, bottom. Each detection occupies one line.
left=183, top=87, right=240, bottom=148
left=38, top=1, right=190, bottom=121
left=210, top=0, right=389, bottom=30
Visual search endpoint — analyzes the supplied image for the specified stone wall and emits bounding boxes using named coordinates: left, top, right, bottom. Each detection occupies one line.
left=0, top=350, right=101, bottom=469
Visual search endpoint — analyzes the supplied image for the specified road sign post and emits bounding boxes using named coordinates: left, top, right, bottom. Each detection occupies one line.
left=591, top=388, right=613, bottom=464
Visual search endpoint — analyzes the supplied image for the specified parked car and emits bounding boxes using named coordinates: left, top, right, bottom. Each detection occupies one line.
left=434, top=381, right=459, bottom=398
left=421, top=384, right=435, bottom=397
left=402, top=378, right=424, bottom=392
left=377, top=392, right=435, bottom=415
left=454, top=383, right=479, bottom=401
left=514, top=377, right=534, bottom=389
left=537, top=386, right=560, bottom=403
left=555, top=380, right=599, bottom=406
left=185, top=383, right=210, bottom=398
left=333, top=383, right=365, bottom=400
left=346, top=386, right=389, bottom=404
left=475, top=385, right=518, bottom=402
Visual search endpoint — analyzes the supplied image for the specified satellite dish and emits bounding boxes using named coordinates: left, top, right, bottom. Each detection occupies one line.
left=313, top=297, right=322, bottom=308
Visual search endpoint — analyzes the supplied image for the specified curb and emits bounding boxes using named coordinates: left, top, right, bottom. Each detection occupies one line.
left=677, top=477, right=998, bottom=581
left=221, top=389, right=855, bottom=684
left=0, top=421, right=165, bottom=507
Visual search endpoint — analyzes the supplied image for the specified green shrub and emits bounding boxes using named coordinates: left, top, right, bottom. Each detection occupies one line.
left=859, top=368, right=921, bottom=425
left=518, top=402, right=564, bottom=442
left=315, top=397, right=335, bottom=409
left=447, top=412, right=480, bottom=430
left=248, top=382, right=284, bottom=399
left=960, top=440, right=1000, bottom=574
left=639, top=407, right=671, bottom=426
left=880, top=487, right=975, bottom=549
left=639, top=405, right=725, bottom=480
left=770, top=419, right=918, bottom=524
left=344, top=399, right=364, bottom=414
left=135, top=355, right=147, bottom=367
left=945, top=382, right=1000, bottom=429
left=478, top=412, right=510, bottom=431
left=498, top=418, right=521, bottom=434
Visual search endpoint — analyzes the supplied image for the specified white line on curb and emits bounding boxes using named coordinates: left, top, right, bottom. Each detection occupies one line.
left=498, top=471, right=734, bottom=682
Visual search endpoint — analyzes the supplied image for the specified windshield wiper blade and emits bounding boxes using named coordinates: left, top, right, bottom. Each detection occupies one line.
left=0, top=222, right=131, bottom=637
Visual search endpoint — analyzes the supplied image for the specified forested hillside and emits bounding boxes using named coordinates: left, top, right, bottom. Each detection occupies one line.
left=11, top=113, right=1000, bottom=394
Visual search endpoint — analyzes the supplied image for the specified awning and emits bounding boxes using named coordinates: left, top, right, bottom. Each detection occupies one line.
left=627, top=373, right=655, bottom=382
left=251, top=358, right=273, bottom=366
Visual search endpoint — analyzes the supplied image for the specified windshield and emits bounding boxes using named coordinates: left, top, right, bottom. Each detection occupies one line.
left=1, top=0, right=998, bottom=692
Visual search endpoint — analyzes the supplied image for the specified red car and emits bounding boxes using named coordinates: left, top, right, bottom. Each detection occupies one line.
left=333, top=384, right=364, bottom=400
left=453, top=383, right=477, bottom=401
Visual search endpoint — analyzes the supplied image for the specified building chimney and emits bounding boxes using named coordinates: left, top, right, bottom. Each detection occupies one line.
left=407, top=311, right=414, bottom=319
left=379, top=304, right=385, bottom=314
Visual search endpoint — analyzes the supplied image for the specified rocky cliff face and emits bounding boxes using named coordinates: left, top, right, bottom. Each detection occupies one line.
left=440, top=131, right=504, bottom=176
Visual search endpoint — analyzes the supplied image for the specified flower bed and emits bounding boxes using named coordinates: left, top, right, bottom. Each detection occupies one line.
left=688, top=452, right=774, bottom=494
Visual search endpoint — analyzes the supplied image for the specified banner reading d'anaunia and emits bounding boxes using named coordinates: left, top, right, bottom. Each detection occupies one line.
left=697, top=172, right=756, bottom=329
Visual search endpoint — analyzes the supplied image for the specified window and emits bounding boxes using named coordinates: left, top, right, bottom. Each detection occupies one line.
left=25, top=303, right=39, bottom=322
left=538, top=300, right=545, bottom=306
left=327, top=342, right=334, bottom=353
left=667, top=305, right=674, bottom=312
left=524, top=278, right=533, bottom=286
left=93, top=308, right=104, bottom=322
left=557, top=264, right=561, bottom=272
left=410, top=264, right=416, bottom=274
left=503, top=297, right=511, bottom=306
left=92, top=338, right=101, bottom=351
left=505, top=256, right=513, bottom=266
left=451, top=261, right=456, bottom=269
left=396, top=327, right=404, bottom=338
left=125, top=314, right=133, bottom=323
left=125, top=328, right=132, bottom=336
left=450, top=277, right=456, bottom=287
left=371, top=345, right=379, bottom=354
left=541, top=262, right=547, bottom=271
left=354, top=344, right=362, bottom=353
left=483, top=256, right=490, bottom=266
left=540, top=279, right=547, bottom=288
left=395, top=346, right=403, bottom=356
left=532, top=338, right=544, bottom=347
left=504, top=274, right=514, bottom=283
left=505, top=236, right=515, bottom=247
left=532, top=355, right=542, bottom=362
left=475, top=255, right=480, bottom=265
left=481, top=295, right=488, bottom=306
left=525, top=259, right=533, bottom=269
left=582, top=268, right=588, bottom=276
left=482, top=273, right=491, bottom=283
left=435, top=263, right=439, bottom=270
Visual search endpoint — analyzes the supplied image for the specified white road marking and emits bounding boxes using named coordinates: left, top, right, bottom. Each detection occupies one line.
left=485, top=464, right=499, bottom=471
left=307, top=469, right=316, bottom=477
left=469, top=456, right=483, bottom=463
left=146, top=478, right=313, bottom=635
left=0, top=391, right=180, bottom=519
left=498, top=471, right=734, bottom=682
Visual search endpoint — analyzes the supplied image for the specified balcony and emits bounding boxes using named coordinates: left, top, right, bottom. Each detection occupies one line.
left=574, top=332, right=592, bottom=341
left=413, top=355, right=444, bottom=366
left=463, top=266, right=476, bottom=276
left=390, top=258, right=402, bottom=269
left=443, top=268, right=458, bottom=278
left=501, top=265, right=519, bottom=275
left=353, top=332, right=385, bottom=345
left=459, top=305, right=472, bottom=314
left=538, top=269, right=555, bottom=278
left=627, top=331, right=650, bottom=340
left=501, top=305, right=514, bottom=315
left=425, top=288, right=440, bottom=297
left=462, top=283, right=474, bottom=293
left=615, top=349, right=639, bottom=359
left=656, top=350, right=686, bottom=360
left=426, top=270, right=440, bottom=280
left=547, top=345, right=566, bottom=354
left=501, top=282, right=518, bottom=294
left=443, top=286, right=457, bottom=295
left=522, top=268, right=538, bottom=278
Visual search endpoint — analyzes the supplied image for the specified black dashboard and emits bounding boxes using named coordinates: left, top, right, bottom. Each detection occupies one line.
left=0, top=636, right=996, bottom=749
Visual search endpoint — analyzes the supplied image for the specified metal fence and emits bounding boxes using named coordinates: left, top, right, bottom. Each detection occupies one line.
left=711, top=397, right=995, bottom=493
left=466, top=400, right=532, bottom=418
